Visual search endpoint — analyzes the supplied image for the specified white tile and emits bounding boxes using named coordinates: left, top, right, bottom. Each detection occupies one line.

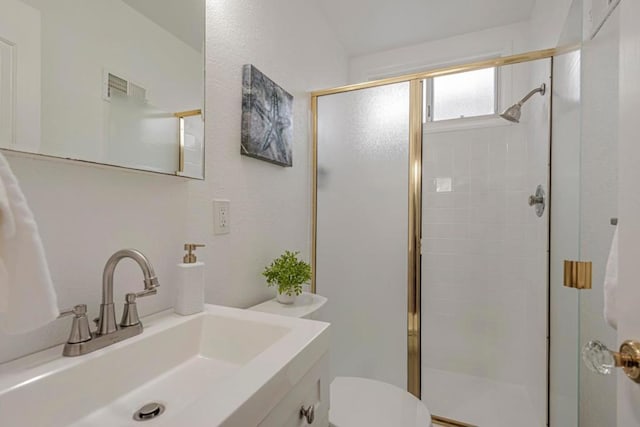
left=469, top=141, right=489, bottom=176
left=424, top=238, right=457, bottom=254
left=506, top=140, right=526, bottom=176
left=423, top=160, right=437, bottom=178
left=452, top=193, right=470, bottom=209
left=469, top=175, right=488, bottom=193
left=453, top=141, right=471, bottom=176
left=488, top=174, right=507, bottom=191
left=505, top=174, right=526, bottom=191
left=421, top=99, right=548, bottom=418
left=435, top=143, right=454, bottom=175
left=489, top=139, right=507, bottom=175
left=424, top=177, right=438, bottom=193
left=453, top=175, right=470, bottom=192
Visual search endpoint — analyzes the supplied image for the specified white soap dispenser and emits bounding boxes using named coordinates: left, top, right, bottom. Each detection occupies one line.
left=175, top=243, right=205, bottom=315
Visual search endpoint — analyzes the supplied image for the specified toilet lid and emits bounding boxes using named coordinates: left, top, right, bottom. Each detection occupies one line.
left=330, top=377, right=432, bottom=427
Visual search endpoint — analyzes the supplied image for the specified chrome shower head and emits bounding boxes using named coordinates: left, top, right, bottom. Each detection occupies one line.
left=500, top=83, right=546, bottom=123
left=500, top=104, right=522, bottom=123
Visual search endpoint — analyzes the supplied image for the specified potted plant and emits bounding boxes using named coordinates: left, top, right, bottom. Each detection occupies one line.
left=262, top=250, right=312, bottom=304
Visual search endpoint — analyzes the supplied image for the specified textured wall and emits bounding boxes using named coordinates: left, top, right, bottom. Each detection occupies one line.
left=348, top=22, right=528, bottom=84
left=0, top=0, right=347, bottom=363
left=187, top=0, right=348, bottom=308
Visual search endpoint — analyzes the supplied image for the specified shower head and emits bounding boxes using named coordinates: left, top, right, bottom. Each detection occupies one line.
left=500, top=83, right=546, bottom=123
left=500, top=104, right=522, bottom=123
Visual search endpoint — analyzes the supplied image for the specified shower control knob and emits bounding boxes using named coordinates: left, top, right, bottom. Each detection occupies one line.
left=528, top=185, right=545, bottom=217
left=300, top=404, right=315, bottom=424
left=528, top=195, right=541, bottom=206
left=582, top=340, right=640, bottom=383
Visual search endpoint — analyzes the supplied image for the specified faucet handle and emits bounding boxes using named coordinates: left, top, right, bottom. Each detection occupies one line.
left=59, top=304, right=87, bottom=318
left=120, top=289, right=156, bottom=328
left=59, top=304, right=92, bottom=344
left=135, top=289, right=157, bottom=299
left=121, top=293, right=141, bottom=327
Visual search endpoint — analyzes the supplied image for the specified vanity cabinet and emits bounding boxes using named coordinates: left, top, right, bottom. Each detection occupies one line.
left=258, top=352, right=330, bottom=427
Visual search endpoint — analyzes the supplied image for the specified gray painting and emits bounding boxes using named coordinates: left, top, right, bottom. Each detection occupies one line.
left=241, top=65, right=293, bottom=167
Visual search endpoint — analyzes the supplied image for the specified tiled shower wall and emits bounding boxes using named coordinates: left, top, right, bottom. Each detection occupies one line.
left=421, top=59, right=550, bottom=425
left=422, top=123, right=540, bottom=380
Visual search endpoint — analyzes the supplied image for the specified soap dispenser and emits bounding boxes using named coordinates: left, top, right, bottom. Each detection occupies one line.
left=176, top=243, right=205, bottom=315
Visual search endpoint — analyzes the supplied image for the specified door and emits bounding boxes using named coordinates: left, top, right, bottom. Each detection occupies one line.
left=314, top=82, right=412, bottom=390
left=617, top=0, right=640, bottom=423
left=421, top=59, right=551, bottom=427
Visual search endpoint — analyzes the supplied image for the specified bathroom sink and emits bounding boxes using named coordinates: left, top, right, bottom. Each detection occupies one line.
left=0, top=305, right=330, bottom=426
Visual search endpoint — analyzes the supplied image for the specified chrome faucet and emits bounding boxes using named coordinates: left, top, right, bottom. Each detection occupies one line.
left=98, top=249, right=159, bottom=335
left=60, top=249, right=159, bottom=357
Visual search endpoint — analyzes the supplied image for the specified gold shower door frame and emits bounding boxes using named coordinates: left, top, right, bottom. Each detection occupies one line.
left=310, top=47, right=570, bottom=417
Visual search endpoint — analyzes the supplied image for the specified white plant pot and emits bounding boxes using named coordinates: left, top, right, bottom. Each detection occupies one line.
left=276, top=290, right=296, bottom=305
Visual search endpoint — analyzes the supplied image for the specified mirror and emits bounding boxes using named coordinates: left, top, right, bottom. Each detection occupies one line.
left=0, top=0, right=205, bottom=179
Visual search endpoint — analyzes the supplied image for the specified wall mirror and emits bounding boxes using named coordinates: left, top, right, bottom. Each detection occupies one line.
left=0, top=0, right=205, bottom=179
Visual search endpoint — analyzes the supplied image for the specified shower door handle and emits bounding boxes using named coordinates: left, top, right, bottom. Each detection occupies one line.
left=583, top=340, right=640, bottom=383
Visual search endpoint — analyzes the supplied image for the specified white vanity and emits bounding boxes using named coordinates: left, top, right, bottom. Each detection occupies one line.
left=0, top=305, right=330, bottom=426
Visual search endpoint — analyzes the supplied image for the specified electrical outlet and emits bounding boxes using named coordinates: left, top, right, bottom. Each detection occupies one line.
left=213, top=200, right=230, bottom=234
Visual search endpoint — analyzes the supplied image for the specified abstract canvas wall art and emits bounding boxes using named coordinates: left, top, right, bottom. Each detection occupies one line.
left=241, top=65, right=293, bottom=167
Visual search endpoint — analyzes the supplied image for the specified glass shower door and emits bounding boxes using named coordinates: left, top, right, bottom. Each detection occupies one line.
left=573, top=3, right=619, bottom=426
left=315, top=82, right=411, bottom=389
left=421, top=58, right=552, bottom=427
left=550, top=1, right=619, bottom=426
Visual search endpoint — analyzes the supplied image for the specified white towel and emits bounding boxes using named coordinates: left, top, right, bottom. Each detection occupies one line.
left=0, top=153, right=59, bottom=334
left=604, top=227, right=618, bottom=330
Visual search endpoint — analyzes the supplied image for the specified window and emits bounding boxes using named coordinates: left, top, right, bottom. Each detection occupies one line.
left=425, top=67, right=498, bottom=122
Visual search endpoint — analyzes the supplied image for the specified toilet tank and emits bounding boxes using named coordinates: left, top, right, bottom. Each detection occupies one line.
left=247, top=292, right=328, bottom=320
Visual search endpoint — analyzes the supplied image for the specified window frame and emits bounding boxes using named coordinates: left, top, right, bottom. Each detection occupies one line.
left=424, top=66, right=501, bottom=124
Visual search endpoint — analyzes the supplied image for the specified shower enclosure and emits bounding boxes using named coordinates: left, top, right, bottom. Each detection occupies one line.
left=313, top=52, right=554, bottom=427
left=314, top=81, right=415, bottom=392
left=420, top=58, right=551, bottom=427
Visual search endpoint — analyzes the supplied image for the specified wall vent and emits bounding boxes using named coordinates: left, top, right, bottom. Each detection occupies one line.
left=128, top=82, right=146, bottom=102
left=107, top=73, right=128, bottom=97
left=105, top=71, right=147, bottom=102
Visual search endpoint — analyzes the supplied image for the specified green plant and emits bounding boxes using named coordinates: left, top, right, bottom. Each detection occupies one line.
left=262, top=250, right=312, bottom=296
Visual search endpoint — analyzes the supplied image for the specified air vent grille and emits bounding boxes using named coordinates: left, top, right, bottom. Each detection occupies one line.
left=108, top=73, right=128, bottom=97
left=128, top=82, right=146, bottom=102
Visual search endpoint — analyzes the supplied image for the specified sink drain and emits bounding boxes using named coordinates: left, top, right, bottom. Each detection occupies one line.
left=133, top=402, right=166, bottom=421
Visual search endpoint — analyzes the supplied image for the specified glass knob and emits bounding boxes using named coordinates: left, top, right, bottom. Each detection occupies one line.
left=582, top=340, right=617, bottom=375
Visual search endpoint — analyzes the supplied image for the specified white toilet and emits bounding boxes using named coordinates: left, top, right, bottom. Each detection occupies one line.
left=249, top=293, right=433, bottom=427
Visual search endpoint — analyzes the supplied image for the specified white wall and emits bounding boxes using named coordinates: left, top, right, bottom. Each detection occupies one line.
left=348, top=22, right=529, bottom=84
left=528, top=0, right=575, bottom=50
left=0, top=0, right=347, bottom=363
left=347, top=0, right=578, bottom=86
left=0, top=157, right=188, bottom=363
left=187, top=0, right=348, bottom=309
